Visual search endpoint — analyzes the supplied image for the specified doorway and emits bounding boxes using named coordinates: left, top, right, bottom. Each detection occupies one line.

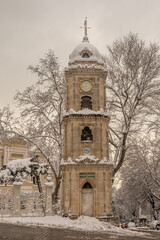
left=81, top=182, right=93, bottom=216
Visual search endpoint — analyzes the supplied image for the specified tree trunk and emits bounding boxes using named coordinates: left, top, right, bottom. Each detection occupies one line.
left=35, top=174, right=45, bottom=215
left=35, top=175, right=43, bottom=193
left=52, top=177, right=61, bottom=203
left=113, top=132, right=128, bottom=177
left=147, top=193, right=157, bottom=220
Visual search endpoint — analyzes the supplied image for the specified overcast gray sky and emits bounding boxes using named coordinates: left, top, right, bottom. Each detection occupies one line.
left=1, top=0, right=160, bottom=108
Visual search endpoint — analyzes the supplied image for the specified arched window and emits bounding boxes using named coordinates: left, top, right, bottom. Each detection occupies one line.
left=81, top=126, right=93, bottom=141
left=81, top=96, right=92, bottom=110
left=83, top=182, right=92, bottom=189
left=82, top=52, right=90, bottom=58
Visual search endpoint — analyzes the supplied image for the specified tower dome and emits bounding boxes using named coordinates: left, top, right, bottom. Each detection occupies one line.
left=69, top=38, right=104, bottom=65
left=69, top=19, right=104, bottom=65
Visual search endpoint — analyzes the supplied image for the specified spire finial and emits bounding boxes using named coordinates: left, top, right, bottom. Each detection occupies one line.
left=80, top=17, right=91, bottom=42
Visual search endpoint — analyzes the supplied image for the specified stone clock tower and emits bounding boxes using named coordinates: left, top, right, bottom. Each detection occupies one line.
left=61, top=19, right=113, bottom=219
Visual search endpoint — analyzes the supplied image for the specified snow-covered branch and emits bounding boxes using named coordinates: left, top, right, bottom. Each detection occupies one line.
left=105, top=33, right=160, bottom=176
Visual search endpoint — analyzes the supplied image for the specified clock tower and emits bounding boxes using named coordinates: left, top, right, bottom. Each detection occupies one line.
left=61, top=19, right=113, bottom=219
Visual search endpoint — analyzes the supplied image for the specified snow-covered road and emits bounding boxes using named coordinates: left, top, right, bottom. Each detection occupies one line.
left=0, top=215, right=147, bottom=237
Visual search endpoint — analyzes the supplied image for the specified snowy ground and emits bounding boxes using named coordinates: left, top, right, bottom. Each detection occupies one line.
left=0, top=215, right=148, bottom=237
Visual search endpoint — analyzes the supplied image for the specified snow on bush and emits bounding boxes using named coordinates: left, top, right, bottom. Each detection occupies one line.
left=0, top=156, right=48, bottom=184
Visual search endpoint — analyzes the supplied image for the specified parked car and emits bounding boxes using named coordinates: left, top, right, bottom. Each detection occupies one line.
left=146, top=220, right=151, bottom=227
left=150, top=220, right=159, bottom=230
left=124, top=223, right=128, bottom=228
left=128, top=222, right=136, bottom=228
left=118, top=223, right=124, bottom=228
left=156, top=221, right=160, bottom=230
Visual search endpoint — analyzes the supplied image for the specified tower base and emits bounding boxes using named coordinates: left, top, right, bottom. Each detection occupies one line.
left=61, top=163, right=113, bottom=218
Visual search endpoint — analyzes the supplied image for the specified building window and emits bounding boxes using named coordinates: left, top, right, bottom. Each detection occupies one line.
left=81, top=127, right=93, bottom=141
left=81, top=96, right=92, bottom=110
left=11, top=154, right=24, bottom=158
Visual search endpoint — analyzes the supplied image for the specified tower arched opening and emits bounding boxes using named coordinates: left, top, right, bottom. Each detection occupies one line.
left=81, top=96, right=92, bottom=110
left=81, top=126, right=93, bottom=141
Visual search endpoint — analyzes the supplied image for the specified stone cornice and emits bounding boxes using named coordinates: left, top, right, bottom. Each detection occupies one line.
left=65, top=67, right=107, bottom=78
left=61, top=163, right=113, bottom=171
left=63, top=115, right=109, bottom=121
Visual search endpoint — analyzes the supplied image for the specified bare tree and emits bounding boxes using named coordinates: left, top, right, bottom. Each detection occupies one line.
left=0, top=50, right=66, bottom=203
left=105, top=33, right=160, bottom=177
left=113, top=141, right=146, bottom=221
left=140, top=138, right=160, bottom=202
left=114, top=137, right=160, bottom=220
left=147, top=94, right=160, bottom=134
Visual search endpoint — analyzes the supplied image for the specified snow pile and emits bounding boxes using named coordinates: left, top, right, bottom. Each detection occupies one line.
left=0, top=215, right=146, bottom=236
left=63, top=108, right=110, bottom=117
left=72, top=215, right=110, bottom=231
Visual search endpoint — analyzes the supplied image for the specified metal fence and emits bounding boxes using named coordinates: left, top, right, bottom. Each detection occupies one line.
left=0, top=181, right=53, bottom=217
left=0, top=189, right=13, bottom=217
left=20, top=191, right=45, bottom=217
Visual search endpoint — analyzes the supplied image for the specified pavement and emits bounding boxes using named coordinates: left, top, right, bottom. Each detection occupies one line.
left=0, top=223, right=160, bottom=240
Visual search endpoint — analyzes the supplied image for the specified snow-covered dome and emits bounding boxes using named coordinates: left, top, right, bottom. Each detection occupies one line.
left=69, top=36, right=104, bottom=65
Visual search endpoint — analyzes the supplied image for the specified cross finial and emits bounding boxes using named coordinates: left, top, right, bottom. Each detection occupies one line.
left=80, top=17, right=91, bottom=41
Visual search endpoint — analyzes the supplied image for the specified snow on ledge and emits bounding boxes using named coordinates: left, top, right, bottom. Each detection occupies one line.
left=61, top=155, right=113, bottom=165
left=66, top=64, right=106, bottom=71
left=13, top=181, right=23, bottom=186
left=45, top=182, right=54, bottom=187
left=139, top=214, right=147, bottom=219
left=63, top=108, right=110, bottom=117
left=75, top=155, right=99, bottom=163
